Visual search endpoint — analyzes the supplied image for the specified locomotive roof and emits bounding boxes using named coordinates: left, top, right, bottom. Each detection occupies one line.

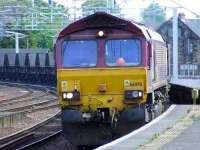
left=58, top=12, right=164, bottom=42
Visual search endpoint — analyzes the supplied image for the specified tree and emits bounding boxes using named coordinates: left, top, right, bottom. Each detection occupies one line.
left=0, top=0, right=69, bottom=49
left=81, top=0, right=121, bottom=16
left=28, top=29, right=55, bottom=49
left=0, top=0, right=50, bottom=7
left=0, top=37, right=15, bottom=48
left=141, top=2, right=166, bottom=29
left=0, top=0, right=31, bottom=7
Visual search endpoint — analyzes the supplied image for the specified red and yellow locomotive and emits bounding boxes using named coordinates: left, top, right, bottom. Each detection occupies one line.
left=55, top=12, right=168, bottom=146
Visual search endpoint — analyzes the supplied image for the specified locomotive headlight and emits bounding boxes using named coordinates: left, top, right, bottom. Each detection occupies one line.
left=138, top=91, right=142, bottom=97
left=62, top=91, right=80, bottom=100
left=66, top=93, right=73, bottom=99
left=132, top=91, right=139, bottom=98
left=98, top=30, right=104, bottom=37
left=62, top=93, right=68, bottom=99
left=132, top=91, right=143, bottom=98
left=125, top=90, right=143, bottom=100
left=62, top=92, right=73, bottom=99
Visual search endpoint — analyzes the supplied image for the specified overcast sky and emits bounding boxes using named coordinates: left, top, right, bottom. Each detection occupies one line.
left=45, top=0, right=200, bottom=21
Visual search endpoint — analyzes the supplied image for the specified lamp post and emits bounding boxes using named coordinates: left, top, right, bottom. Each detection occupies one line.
left=32, top=0, right=34, bottom=7
left=15, top=33, right=19, bottom=53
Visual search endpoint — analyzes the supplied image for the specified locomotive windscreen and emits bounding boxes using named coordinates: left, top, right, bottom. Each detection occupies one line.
left=62, top=40, right=97, bottom=67
left=105, top=39, right=141, bottom=66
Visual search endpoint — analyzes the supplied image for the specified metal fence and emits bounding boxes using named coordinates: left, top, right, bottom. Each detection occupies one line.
left=0, top=48, right=50, bottom=53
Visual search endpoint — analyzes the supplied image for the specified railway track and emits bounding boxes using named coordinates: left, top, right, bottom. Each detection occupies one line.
left=0, top=82, right=68, bottom=150
left=0, top=89, right=47, bottom=106
left=18, top=130, right=62, bottom=150
left=0, top=82, right=96, bottom=150
left=0, top=85, right=34, bottom=103
left=0, top=82, right=58, bottom=114
left=0, top=114, right=63, bottom=150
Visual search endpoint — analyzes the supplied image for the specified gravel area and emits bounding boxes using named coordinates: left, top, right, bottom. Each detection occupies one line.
left=0, top=86, right=29, bottom=101
left=0, top=107, right=60, bottom=138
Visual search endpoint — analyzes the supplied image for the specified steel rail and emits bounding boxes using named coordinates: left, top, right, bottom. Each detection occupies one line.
left=0, top=82, right=58, bottom=117
left=0, top=133, right=34, bottom=150
left=0, top=85, right=34, bottom=104
left=0, top=98, right=57, bottom=112
left=17, top=130, right=62, bottom=150
left=0, top=90, right=49, bottom=107
left=0, top=111, right=61, bottom=145
left=0, top=81, right=61, bottom=149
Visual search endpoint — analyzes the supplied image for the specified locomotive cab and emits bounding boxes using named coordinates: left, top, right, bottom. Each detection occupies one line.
left=55, top=12, right=168, bottom=146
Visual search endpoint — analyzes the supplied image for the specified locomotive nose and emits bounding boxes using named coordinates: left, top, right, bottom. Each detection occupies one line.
left=58, top=68, right=146, bottom=113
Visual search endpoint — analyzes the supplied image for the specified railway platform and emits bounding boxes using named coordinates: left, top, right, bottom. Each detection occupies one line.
left=161, top=120, right=200, bottom=150
left=96, top=105, right=200, bottom=150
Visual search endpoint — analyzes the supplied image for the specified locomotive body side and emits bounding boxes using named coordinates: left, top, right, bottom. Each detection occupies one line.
left=148, top=40, right=168, bottom=93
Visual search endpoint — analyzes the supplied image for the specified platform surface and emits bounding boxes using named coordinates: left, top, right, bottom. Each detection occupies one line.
left=161, top=119, right=200, bottom=150
left=96, top=105, right=192, bottom=150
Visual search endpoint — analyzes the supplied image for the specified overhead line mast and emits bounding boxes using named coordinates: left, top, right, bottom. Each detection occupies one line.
left=172, top=7, right=178, bottom=79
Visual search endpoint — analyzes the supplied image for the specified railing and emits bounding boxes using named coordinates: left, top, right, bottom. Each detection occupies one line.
left=0, top=49, right=50, bottom=53
left=178, top=64, right=200, bottom=79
